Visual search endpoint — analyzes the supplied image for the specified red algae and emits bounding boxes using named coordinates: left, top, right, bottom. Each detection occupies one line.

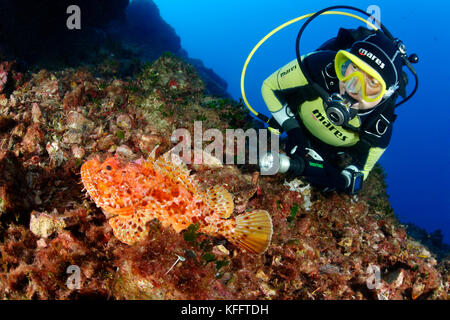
left=0, top=54, right=446, bottom=300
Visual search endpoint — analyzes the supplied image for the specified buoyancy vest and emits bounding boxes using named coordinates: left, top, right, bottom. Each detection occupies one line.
left=274, top=26, right=407, bottom=151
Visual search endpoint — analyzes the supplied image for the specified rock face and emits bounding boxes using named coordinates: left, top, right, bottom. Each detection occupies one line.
left=107, top=0, right=230, bottom=98
left=0, top=150, right=33, bottom=219
left=0, top=53, right=447, bottom=300
left=108, top=0, right=183, bottom=62
left=0, top=0, right=129, bottom=67
left=0, top=0, right=229, bottom=97
left=0, top=0, right=447, bottom=302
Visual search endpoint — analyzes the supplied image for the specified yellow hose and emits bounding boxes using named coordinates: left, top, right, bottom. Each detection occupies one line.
left=240, top=10, right=379, bottom=118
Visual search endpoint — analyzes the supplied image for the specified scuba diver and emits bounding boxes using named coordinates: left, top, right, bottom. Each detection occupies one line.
left=260, top=26, right=412, bottom=194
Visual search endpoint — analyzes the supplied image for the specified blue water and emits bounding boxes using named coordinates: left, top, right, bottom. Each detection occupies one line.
left=152, top=0, right=450, bottom=243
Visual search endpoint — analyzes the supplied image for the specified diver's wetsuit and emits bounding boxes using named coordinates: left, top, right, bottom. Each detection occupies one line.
left=261, top=50, right=396, bottom=192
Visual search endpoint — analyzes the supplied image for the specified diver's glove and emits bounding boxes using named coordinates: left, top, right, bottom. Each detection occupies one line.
left=285, top=127, right=307, bottom=157
left=340, top=165, right=364, bottom=194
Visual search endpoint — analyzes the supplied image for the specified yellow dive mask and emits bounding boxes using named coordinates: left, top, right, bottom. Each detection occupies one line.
left=334, top=50, right=387, bottom=103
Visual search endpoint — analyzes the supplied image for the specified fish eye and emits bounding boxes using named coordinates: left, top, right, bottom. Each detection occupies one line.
left=105, top=165, right=112, bottom=171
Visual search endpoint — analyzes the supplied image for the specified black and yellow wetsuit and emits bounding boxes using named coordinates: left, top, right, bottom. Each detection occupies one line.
left=261, top=49, right=397, bottom=191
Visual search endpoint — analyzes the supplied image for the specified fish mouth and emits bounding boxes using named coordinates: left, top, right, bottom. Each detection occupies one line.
left=80, top=158, right=95, bottom=170
left=80, top=157, right=105, bottom=190
left=80, top=158, right=101, bottom=176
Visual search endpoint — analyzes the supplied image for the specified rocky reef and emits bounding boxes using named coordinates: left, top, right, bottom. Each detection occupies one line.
left=0, top=0, right=128, bottom=68
left=0, top=0, right=447, bottom=301
left=0, top=0, right=229, bottom=98
left=0, top=51, right=447, bottom=300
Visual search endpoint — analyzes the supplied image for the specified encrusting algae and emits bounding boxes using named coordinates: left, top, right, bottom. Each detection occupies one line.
left=80, top=150, right=273, bottom=254
left=0, top=44, right=447, bottom=299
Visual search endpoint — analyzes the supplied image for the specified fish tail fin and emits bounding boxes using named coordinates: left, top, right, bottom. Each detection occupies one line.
left=226, top=210, right=272, bottom=254
left=202, top=185, right=234, bottom=219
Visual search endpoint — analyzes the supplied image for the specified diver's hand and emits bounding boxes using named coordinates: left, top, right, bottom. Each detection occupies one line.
left=285, top=127, right=306, bottom=157
left=340, top=165, right=364, bottom=194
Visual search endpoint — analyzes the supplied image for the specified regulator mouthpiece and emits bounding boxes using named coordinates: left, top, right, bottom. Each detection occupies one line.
left=325, top=93, right=358, bottom=126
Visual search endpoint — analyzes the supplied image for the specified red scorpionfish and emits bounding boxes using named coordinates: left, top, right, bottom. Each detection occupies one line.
left=80, top=151, right=273, bottom=254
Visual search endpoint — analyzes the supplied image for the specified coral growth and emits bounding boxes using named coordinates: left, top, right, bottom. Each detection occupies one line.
left=0, top=53, right=447, bottom=300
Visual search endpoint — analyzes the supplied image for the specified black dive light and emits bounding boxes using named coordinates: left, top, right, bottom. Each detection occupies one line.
left=259, top=152, right=364, bottom=194
left=258, top=152, right=304, bottom=176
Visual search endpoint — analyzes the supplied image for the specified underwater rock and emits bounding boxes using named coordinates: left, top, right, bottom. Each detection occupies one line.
left=0, top=61, right=22, bottom=96
left=111, top=226, right=228, bottom=300
left=29, top=211, right=66, bottom=239
left=115, top=144, right=135, bottom=158
left=113, top=260, right=171, bottom=300
left=108, top=0, right=183, bottom=63
left=116, top=114, right=133, bottom=130
left=0, top=65, right=7, bottom=93
left=106, top=0, right=229, bottom=97
left=283, top=178, right=312, bottom=211
left=46, top=141, right=67, bottom=167
left=66, top=111, right=94, bottom=133
left=63, top=85, right=85, bottom=110
left=0, top=46, right=447, bottom=300
left=0, top=1, right=229, bottom=98
left=31, top=103, right=42, bottom=124
left=0, top=0, right=129, bottom=68
left=384, top=268, right=405, bottom=288
left=135, top=133, right=163, bottom=155
left=0, top=150, right=31, bottom=217
left=19, top=124, right=45, bottom=156
left=191, top=150, right=223, bottom=170
left=187, top=58, right=231, bottom=98
left=0, top=115, right=16, bottom=132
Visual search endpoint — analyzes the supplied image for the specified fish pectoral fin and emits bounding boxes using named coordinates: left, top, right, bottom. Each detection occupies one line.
left=139, top=208, right=186, bottom=233
left=102, top=206, right=135, bottom=219
left=203, top=185, right=234, bottom=219
left=109, top=210, right=153, bottom=245
left=228, top=210, right=273, bottom=254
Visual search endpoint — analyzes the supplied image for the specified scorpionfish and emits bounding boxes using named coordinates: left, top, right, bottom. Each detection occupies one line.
left=80, top=151, right=273, bottom=254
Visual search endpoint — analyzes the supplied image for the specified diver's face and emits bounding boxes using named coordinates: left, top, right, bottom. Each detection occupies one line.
left=339, top=62, right=383, bottom=110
